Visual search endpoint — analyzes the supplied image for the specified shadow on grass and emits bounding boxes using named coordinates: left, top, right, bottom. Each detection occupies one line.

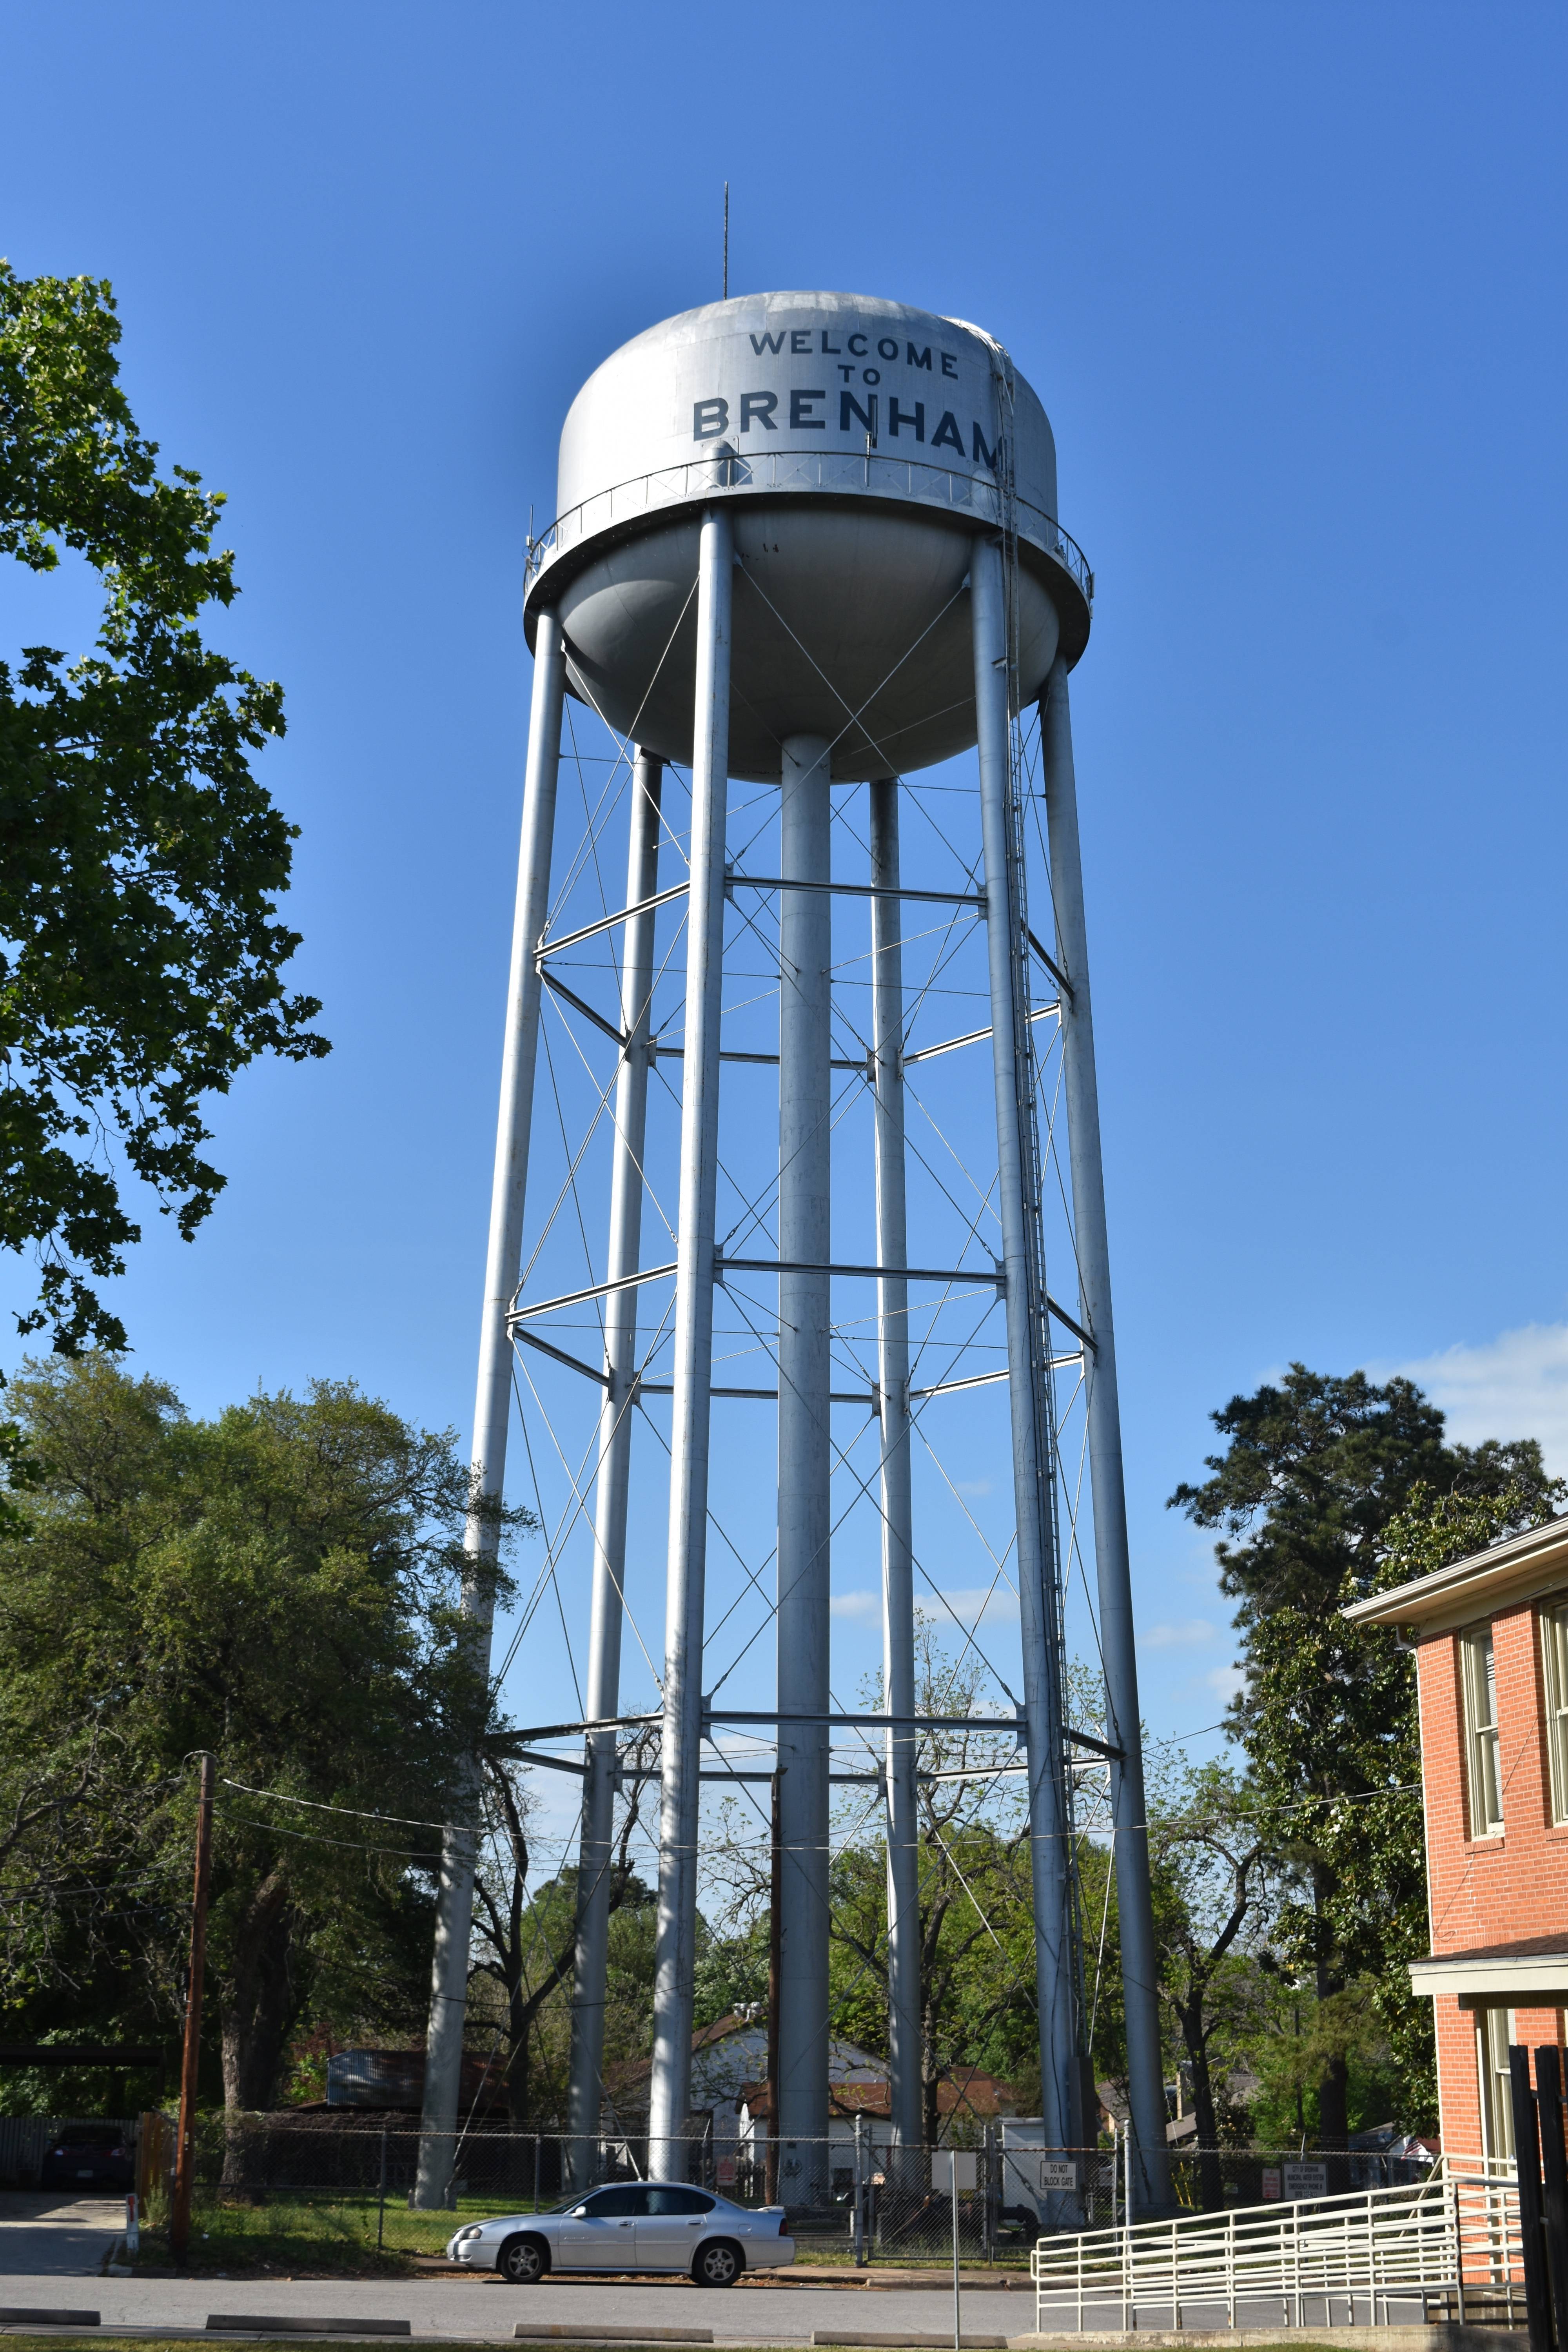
left=132, top=2190, right=521, bottom=2276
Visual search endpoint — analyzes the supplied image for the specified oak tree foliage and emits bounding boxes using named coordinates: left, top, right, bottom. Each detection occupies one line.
left=0, top=1354, right=515, bottom=2116
left=1171, top=1364, right=1564, bottom=2144
left=0, top=261, right=326, bottom=1353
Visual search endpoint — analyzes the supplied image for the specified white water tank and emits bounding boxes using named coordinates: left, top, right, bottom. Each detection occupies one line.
left=524, top=290, right=1091, bottom=780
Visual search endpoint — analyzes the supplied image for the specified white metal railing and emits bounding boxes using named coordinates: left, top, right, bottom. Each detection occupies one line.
left=1031, top=2167, right=1523, bottom=2332
left=1450, top=2156, right=1525, bottom=2304
left=522, top=449, right=1094, bottom=607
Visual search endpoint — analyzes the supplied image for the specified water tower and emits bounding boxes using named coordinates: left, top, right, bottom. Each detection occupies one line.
left=414, top=292, right=1171, bottom=2217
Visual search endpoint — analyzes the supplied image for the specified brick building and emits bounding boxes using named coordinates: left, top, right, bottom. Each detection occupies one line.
left=1347, top=1514, right=1568, bottom=2163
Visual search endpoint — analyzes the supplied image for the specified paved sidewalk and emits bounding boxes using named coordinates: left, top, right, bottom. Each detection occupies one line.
left=0, top=2194, right=126, bottom=2276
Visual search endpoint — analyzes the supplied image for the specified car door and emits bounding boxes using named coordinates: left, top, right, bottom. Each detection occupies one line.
left=555, top=2182, right=646, bottom=2268
left=635, top=2185, right=716, bottom=2269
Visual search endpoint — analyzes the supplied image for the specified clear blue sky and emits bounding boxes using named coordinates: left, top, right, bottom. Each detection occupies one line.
left=3, top=1, right=1565, bottom=1776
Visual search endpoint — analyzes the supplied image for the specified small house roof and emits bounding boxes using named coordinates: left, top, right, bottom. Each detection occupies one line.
left=739, top=2067, right=1023, bottom=2123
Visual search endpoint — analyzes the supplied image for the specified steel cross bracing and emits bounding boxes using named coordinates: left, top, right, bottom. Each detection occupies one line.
left=416, top=470, right=1169, bottom=2218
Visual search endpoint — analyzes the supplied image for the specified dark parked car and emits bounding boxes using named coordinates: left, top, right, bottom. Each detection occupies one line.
left=40, top=2124, right=133, bottom=2190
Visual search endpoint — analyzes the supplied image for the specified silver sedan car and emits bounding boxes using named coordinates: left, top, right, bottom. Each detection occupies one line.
left=446, top=2180, right=796, bottom=2287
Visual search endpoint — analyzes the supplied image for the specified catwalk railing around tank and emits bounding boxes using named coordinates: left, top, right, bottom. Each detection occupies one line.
left=523, top=450, right=1094, bottom=610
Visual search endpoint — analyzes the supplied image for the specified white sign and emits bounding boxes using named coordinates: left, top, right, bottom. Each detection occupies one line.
left=1038, top=2159, right=1079, bottom=2189
left=932, top=2150, right=978, bottom=2192
left=1283, top=2161, right=1328, bottom=2201
left=1260, top=2167, right=1281, bottom=2201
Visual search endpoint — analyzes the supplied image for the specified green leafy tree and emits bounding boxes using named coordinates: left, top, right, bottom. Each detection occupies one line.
left=0, top=1353, right=513, bottom=2116
left=0, top=261, right=326, bottom=1354
left=1149, top=1761, right=1274, bottom=2205
left=814, top=1628, right=1042, bottom=2137
left=1172, top=1365, right=1563, bottom=2144
left=470, top=1751, right=656, bottom=2127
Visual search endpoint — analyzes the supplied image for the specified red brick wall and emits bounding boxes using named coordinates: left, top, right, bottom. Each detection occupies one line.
left=1415, top=1588, right=1568, bottom=2157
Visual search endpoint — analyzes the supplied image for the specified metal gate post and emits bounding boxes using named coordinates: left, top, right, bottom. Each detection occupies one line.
left=1534, top=2043, right=1568, bottom=2350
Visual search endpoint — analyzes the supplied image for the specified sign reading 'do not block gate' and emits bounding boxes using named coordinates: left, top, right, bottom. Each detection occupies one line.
left=992, top=2153, right=1079, bottom=2194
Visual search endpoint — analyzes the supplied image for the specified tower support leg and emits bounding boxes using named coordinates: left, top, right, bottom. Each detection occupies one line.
left=414, top=611, right=567, bottom=2207
left=869, top=777, right=922, bottom=2160
left=776, top=730, right=833, bottom=2205
left=969, top=542, right=1077, bottom=2166
left=648, top=508, right=733, bottom=2180
left=565, top=749, right=664, bottom=2190
left=1039, top=656, right=1173, bottom=2215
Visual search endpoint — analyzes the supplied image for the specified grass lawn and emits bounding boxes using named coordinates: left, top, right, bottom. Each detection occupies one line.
left=127, top=2194, right=1035, bottom=2278
left=132, top=2191, right=521, bottom=2274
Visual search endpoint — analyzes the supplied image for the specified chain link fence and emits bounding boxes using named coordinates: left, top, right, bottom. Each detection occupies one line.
left=137, top=2114, right=1438, bottom=2270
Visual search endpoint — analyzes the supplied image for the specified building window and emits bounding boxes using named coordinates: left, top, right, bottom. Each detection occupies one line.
left=1461, top=1626, right=1504, bottom=1837
left=1541, top=1605, right=1568, bottom=1824
left=1478, top=2007, right=1517, bottom=2162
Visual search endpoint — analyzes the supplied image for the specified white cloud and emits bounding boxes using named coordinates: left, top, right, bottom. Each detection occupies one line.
left=921, top=1586, right=1017, bottom=1629
left=830, top=1590, right=881, bottom=1623
left=1142, top=1618, right=1218, bottom=1650
left=832, top=1586, right=1019, bottom=1631
left=1396, top=1321, right=1568, bottom=1477
left=952, top=1477, right=993, bottom=1498
left=1202, top=1663, right=1247, bottom=1700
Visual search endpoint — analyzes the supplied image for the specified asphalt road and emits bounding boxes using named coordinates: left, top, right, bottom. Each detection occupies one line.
left=0, top=2260, right=1434, bottom=2339
left=0, top=2192, right=127, bottom=2277
left=0, top=2269, right=1014, bottom=2339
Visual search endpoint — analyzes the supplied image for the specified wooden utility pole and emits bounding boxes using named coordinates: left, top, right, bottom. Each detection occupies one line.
left=169, top=1752, right=215, bottom=2261
left=766, top=1767, right=782, bottom=2206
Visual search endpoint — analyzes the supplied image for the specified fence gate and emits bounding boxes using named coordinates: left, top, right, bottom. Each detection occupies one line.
left=1510, top=2043, right=1568, bottom=2352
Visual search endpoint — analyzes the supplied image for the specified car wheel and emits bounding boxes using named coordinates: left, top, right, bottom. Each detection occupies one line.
left=497, top=2234, right=550, bottom=2284
left=692, top=2237, right=742, bottom=2287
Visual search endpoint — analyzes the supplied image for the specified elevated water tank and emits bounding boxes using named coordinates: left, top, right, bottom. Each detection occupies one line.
left=523, top=291, right=1091, bottom=781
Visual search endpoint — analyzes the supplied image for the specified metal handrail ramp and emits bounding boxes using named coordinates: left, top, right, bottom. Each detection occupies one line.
left=1031, top=2174, right=1483, bottom=2332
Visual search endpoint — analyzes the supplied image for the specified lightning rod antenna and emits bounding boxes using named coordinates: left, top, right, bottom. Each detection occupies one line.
left=723, top=182, right=729, bottom=300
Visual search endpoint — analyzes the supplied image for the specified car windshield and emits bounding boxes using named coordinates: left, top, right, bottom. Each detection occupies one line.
left=541, top=2186, right=642, bottom=2213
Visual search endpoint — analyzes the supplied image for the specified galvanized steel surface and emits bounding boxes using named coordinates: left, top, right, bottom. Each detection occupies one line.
left=524, top=294, right=1088, bottom=781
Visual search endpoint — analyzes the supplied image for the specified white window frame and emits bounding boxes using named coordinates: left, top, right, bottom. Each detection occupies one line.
left=1541, top=1602, right=1568, bottom=1825
left=1477, top=2005, right=1517, bottom=2162
left=1461, top=1624, right=1504, bottom=1838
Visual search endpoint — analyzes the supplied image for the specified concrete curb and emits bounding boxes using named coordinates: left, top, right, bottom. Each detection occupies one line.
left=1005, top=2331, right=1522, bottom=2350
left=514, top=2333, right=714, bottom=2345
left=812, top=2332, right=1009, bottom=2348
left=206, top=2322, right=411, bottom=2338
left=0, top=2313, right=101, bottom=2330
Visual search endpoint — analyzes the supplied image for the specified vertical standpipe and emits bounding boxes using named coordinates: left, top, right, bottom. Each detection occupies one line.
left=775, top=733, right=834, bottom=2194
left=564, top=750, right=664, bottom=2187
left=869, top=777, right=923, bottom=2157
left=414, top=611, right=566, bottom=2209
left=647, top=507, right=733, bottom=2178
left=970, top=540, right=1078, bottom=2160
left=1040, top=655, right=1173, bottom=2214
